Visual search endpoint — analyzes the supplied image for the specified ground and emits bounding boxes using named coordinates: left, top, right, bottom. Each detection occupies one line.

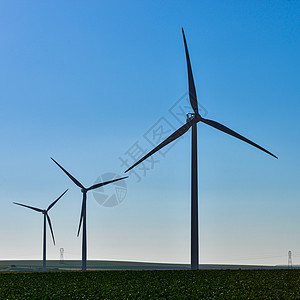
left=1, top=268, right=300, bottom=299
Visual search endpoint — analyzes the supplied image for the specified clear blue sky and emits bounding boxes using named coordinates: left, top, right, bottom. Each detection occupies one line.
left=1, top=1, right=299, bottom=265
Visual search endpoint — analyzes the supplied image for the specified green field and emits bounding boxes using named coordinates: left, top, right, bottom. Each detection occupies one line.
left=1, top=269, right=300, bottom=299
left=0, top=260, right=191, bottom=272
left=0, top=260, right=285, bottom=272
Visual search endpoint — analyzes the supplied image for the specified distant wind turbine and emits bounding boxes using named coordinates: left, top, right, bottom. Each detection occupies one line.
left=51, top=157, right=128, bottom=271
left=125, top=28, right=277, bottom=270
left=14, top=189, right=68, bottom=271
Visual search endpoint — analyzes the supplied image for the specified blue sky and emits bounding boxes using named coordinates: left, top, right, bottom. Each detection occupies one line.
left=0, top=1, right=300, bottom=265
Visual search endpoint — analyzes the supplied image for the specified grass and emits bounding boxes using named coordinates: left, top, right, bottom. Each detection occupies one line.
left=1, top=269, right=300, bottom=299
left=0, top=260, right=284, bottom=272
left=0, top=260, right=190, bottom=271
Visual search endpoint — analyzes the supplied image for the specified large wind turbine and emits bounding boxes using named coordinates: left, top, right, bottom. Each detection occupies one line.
left=13, top=189, right=68, bottom=271
left=125, top=28, right=277, bottom=270
left=51, top=157, right=128, bottom=271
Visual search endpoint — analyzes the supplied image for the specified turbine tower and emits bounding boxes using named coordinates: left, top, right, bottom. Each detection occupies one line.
left=125, top=28, right=277, bottom=270
left=13, top=189, right=68, bottom=271
left=51, top=157, right=128, bottom=270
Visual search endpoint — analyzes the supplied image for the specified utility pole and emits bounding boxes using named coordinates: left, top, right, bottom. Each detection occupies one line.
left=288, top=250, right=292, bottom=268
left=60, top=248, right=64, bottom=264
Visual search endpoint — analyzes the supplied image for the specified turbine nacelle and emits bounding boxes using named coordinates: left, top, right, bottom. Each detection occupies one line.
left=186, top=113, right=201, bottom=123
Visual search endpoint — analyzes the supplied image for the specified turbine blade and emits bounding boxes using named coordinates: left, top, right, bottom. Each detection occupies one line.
left=87, top=176, right=128, bottom=191
left=125, top=121, right=193, bottom=173
left=51, top=157, right=85, bottom=189
left=47, top=189, right=68, bottom=212
left=13, top=202, right=43, bottom=213
left=77, top=199, right=85, bottom=237
left=200, top=117, right=278, bottom=159
left=46, top=214, right=55, bottom=245
left=182, top=28, right=198, bottom=115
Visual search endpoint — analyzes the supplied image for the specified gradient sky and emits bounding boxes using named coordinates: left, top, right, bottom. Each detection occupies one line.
left=1, top=1, right=300, bottom=265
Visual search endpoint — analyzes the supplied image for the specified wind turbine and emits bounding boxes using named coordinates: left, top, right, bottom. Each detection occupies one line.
left=51, top=157, right=128, bottom=271
left=125, top=28, right=277, bottom=270
left=13, top=189, right=68, bottom=271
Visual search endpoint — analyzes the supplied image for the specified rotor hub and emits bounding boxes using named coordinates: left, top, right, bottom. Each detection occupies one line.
left=186, top=113, right=195, bottom=122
